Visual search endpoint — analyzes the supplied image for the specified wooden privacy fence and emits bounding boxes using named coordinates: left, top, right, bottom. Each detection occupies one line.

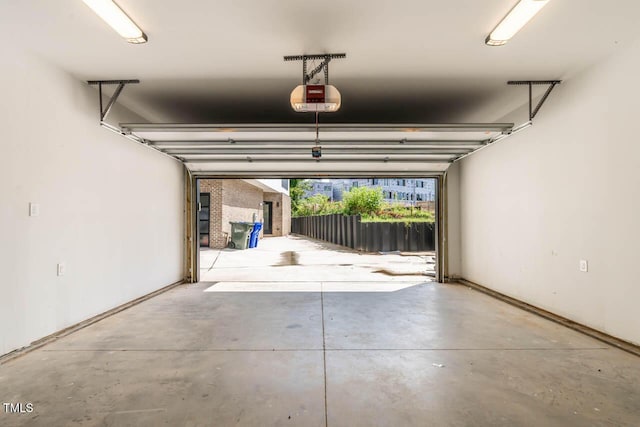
left=291, top=214, right=435, bottom=252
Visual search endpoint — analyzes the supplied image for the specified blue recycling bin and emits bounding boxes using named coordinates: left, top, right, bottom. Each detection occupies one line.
left=249, top=222, right=263, bottom=248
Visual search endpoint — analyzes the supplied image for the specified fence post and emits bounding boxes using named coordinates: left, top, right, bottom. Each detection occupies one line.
left=417, top=223, right=425, bottom=251
left=345, top=217, right=350, bottom=248
left=322, top=215, right=327, bottom=242
left=409, top=223, right=418, bottom=252
left=427, top=222, right=435, bottom=251
left=326, top=215, right=330, bottom=242
left=331, top=214, right=335, bottom=244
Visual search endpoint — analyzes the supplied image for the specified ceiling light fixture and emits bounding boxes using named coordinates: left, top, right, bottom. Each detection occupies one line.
left=82, top=0, right=148, bottom=44
left=485, top=0, right=550, bottom=46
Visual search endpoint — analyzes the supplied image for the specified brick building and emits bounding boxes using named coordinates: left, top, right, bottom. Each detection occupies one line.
left=198, top=179, right=291, bottom=248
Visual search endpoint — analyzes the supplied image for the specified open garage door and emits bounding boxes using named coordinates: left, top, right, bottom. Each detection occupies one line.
left=195, top=176, right=438, bottom=289
left=119, top=122, right=513, bottom=177
left=191, top=176, right=442, bottom=285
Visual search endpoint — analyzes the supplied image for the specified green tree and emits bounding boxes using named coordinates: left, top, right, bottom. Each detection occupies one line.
left=290, top=179, right=311, bottom=215
left=296, top=194, right=332, bottom=217
left=342, top=186, right=383, bottom=216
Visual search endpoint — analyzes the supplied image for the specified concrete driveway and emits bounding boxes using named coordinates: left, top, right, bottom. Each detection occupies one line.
left=199, top=235, right=435, bottom=290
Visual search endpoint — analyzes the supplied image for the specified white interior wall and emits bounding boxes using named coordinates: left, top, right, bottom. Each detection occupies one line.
left=453, top=38, right=640, bottom=345
left=0, top=48, right=184, bottom=356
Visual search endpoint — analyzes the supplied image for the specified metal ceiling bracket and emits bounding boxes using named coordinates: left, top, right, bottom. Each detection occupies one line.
left=284, top=53, right=346, bottom=85
left=508, top=80, right=562, bottom=121
left=87, top=79, right=140, bottom=122
left=86, top=80, right=184, bottom=165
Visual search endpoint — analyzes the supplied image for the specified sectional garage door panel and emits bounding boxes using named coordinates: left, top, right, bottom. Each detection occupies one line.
left=120, top=122, right=513, bottom=176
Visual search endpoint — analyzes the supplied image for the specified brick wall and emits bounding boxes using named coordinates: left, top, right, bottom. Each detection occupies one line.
left=263, top=192, right=292, bottom=237
left=199, top=179, right=290, bottom=248
left=199, top=179, right=224, bottom=248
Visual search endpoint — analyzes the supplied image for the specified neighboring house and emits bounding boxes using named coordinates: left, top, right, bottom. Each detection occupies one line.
left=304, top=179, right=334, bottom=200
left=331, top=178, right=436, bottom=206
left=198, top=179, right=291, bottom=248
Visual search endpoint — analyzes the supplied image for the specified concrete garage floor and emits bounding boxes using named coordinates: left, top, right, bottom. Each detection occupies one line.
left=2, top=237, right=640, bottom=426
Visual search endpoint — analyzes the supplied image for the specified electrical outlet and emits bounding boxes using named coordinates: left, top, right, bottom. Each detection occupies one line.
left=29, top=203, right=40, bottom=217
left=579, top=260, right=588, bottom=273
left=57, top=263, right=66, bottom=277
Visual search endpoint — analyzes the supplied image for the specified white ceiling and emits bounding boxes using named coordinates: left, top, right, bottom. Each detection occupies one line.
left=2, top=1, right=640, bottom=123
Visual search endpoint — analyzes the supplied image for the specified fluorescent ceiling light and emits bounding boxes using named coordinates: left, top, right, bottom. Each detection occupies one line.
left=486, top=0, right=550, bottom=46
left=82, top=0, right=147, bottom=44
